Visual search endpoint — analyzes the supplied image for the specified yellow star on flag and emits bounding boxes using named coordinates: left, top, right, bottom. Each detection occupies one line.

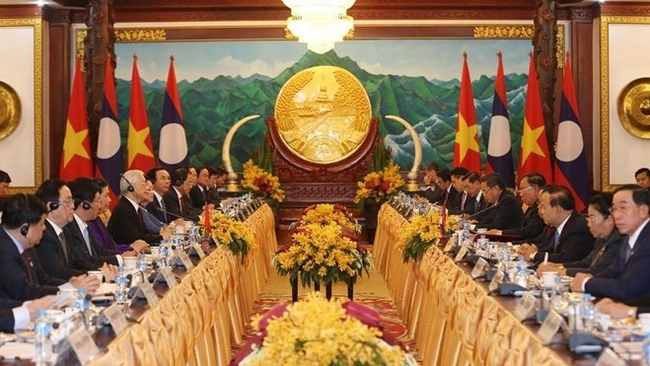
left=520, top=119, right=546, bottom=163
left=62, top=120, right=90, bottom=167
left=456, top=116, right=479, bottom=162
left=127, top=121, right=154, bottom=167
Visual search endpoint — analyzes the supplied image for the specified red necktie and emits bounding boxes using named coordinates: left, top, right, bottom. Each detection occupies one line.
left=21, top=251, right=35, bottom=284
left=179, top=196, right=185, bottom=213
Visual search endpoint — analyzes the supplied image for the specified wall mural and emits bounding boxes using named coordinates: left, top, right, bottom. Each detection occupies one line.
left=113, top=38, right=533, bottom=172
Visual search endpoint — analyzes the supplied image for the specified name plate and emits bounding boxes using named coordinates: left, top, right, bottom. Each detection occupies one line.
left=68, top=327, right=101, bottom=364
left=513, top=292, right=537, bottom=321
left=471, top=257, right=489, bottom=279
left=160, top=267, right=178, bottom=289
left=596, top=347, right=627, bottom=366
left=103, top=303, right=129, bottom=335
left=192, top=243, right=207, bottom=260
left=454, top=245, right=468, bottom=263
left=537, top=309, right=564, bottom=345
left=177, top=251, right=195, bottom=270
left=488, top=268, right=505, bottom=293
left=139, top=280, right=160, bottom=307
left=443, top=234, right=457, bottom=253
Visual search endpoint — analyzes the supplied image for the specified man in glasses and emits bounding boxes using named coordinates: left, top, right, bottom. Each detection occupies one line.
left=572, top=184, right=650, bottom=301
left=475, top=173, right=523, bottom=230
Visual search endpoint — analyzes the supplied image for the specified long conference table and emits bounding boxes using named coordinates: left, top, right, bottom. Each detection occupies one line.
left=373, top=204, right=585, bottom=366
left=89, top=203, right=277, bottom=366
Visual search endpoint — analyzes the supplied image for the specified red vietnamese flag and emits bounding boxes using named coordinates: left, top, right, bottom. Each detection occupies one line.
left=126, top=54, right=156, bottom=172
left=554, top=55, right=589, bottom=212
left=453, top=52, right=482, bottom=173
left=60, top=58, right=93, bottom=180
left=518, top=53, right=553, bottom=183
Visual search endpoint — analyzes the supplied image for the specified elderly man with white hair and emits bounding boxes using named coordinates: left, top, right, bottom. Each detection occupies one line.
left=107, top=170, right=163, bottom=245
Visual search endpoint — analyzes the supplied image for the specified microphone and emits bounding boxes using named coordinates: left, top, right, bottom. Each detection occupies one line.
left=140, top=205, right=202, bottom=225
left=447, top=202, right=499, bottom=230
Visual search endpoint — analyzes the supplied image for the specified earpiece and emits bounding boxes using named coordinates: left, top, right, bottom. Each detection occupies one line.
left=81, top=200, right=91, bottom=210
left=20, top=225, right=29, bottom=236
left=49, top=201, right=60, bottom=211
left=120, top=174, right=135, bottom=192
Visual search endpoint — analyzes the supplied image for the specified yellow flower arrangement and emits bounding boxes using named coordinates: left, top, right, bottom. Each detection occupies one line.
left=275, top=204, right=370, bottom=287
left=240, top=292, right=416, bottom=366
left=354, top=161, right=405, bottom=204
left=397, top=210, right=442, bottom=263
left=241, top=160, right=285, bottom=202
left=201, top=211, right=258, bottom=261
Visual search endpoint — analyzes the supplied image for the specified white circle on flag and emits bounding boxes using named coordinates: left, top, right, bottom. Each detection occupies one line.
left=159, top=123, right=188, bottom=165
left=96, top=117, right=121, bottom=159
left=487, top=115, right=511, bottom=157
left=555, top=120, right=583, bottom=162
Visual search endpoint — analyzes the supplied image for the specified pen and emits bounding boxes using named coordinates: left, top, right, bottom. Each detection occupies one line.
left=543, top=252, right=548, bottom=265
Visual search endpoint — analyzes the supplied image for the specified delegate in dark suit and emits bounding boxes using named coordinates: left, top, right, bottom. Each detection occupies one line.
left=64, top=218, right=118, bottom=267
left=163, top=188, right=199, bottom=222
left=107, top=196, right=162, bottom=245
left=562, top=230, right=624, bottom=276
left=0, top=298, right=23, bottom=333
left=189, top=184, right=207, bottom=209
left=585, top=221, right=650, bottom=301
left=532, top=212, right=595, bottom=263
left=419, top=186, right=445, bottom=205
left=34, top=221, right=86, bottom=280
left=0, top=228, right=62, bottom=301
left=502, top=202, right=545, bottom=240
left=145, top=196, right=168, bottom=224
left=477, top=192, right=523, bottom=231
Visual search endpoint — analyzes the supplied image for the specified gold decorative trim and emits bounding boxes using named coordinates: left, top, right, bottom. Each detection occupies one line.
left=473, top=25, right=565, bottom=69
left=0, top=18, right=43, bottom=193
left=75, top=28, right=167, bottom=60
left=599, top=16, right=650, bottom=191
left=473, top=25, right=534, bottom=38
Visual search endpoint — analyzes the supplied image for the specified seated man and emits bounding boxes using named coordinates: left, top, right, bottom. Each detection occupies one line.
left=163, top=167, right=200, bottom=222
left=475, top=173, right=523, bottom=231
left=488, top=172, right=546, bottom=240
left=459, top=172, right=485, bottom=218
left=435, top=168, right=461, bottom=210
left=145, top=166, right=172, bottom=224
left=519, top=185, right=594, bottom=264
left=108, top=170, right=163, bottom=245
left=205, top=165, right=229, bottom=206
left=537, top=192, right=623, bottom=276
left=418, top=162, right=445, bottom=204
left=571, top=185, right=650, bottom=301
left=0, top=194, right=99, bottom=301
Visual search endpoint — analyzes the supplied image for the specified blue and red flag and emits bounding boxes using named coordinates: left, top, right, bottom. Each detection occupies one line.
left=554, top=55, right=589, bottom=212
left=95, top=59, right=125, bottom=203
left=159, top=56, right=189, bottom=171
left=486, top=52, right=515, bottom=188
left=452, top=52, right=482, bottom=173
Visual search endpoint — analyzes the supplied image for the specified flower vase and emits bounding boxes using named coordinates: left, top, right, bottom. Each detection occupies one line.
left=363, top=198, right=383, bottom=244
left=264, top=197, right=280, bottom=229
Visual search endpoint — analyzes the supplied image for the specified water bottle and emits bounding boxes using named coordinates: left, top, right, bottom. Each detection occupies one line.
left=137, top=253, right=148, bottom=273
left=514, top=258, right=528, bottom=288
left=642, top=332, right=650, bottom=365
left=34, top=310, right=52, bottom=363
left=115, top=266, right=129, bottom=304
left=581, top=293, right=596, bottom=332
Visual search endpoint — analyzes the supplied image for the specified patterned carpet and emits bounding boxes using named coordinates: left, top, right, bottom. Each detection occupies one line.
left=231, top=293, right=421, bottom=363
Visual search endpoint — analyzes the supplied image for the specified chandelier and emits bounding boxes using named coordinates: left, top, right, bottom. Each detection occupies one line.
left=282, top=0, right=356, bottom=54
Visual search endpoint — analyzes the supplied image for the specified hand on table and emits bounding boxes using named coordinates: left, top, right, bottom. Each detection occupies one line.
left=24, top=295, right=56, bottom=320
left=570, top=272, right=593, bottom=293
left=596, top=298, right=637, bottom=319
left=69, top=275, right=101, bottom=294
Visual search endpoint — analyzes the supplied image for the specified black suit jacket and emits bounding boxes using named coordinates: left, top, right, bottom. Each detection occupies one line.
left=532, top=212, right=594, bottom=264
left=189, top=184, right=207, bottom=209
left=205, top=187, right=222, bottom=206
left=64, top=219, right=118, bottom=267
left=586, top=221, right=650, bottom=301
left=502, top=202, right=545, bottom=240
left=0, top=298, right=23, bottom=333
left=34, top=221, right=86, bottom=280
left=145, top=195, right=168, bottom=224
left=477, top=191, right=523, bottom=231
left=563, top=230, right=624, bottom=276
left=163, top=188, right=199, bottom=222
left=0, top=228, right=61, bottom=301
left=107, top=196, right=162, bottom=245
left=419, top=186, right=445, bottom=205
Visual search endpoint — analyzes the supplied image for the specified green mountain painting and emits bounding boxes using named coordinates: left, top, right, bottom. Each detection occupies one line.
left=114, top=40, right=531, bottom=172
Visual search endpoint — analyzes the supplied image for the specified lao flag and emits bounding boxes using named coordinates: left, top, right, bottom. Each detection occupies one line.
left=126, top=55, right=156, bottom=172
left=518, top=53, right=553, bottom=183
left=96, top=59, right=125, bottom=202
left=554, top=55, right=589, bottom=212
left=452, top=52, right=482, bottom=173
left=60, top=58, right=93, bottom=180
left=486, top=52, right=515, bottom=188
left=159, top=56, right=189, bottom=171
